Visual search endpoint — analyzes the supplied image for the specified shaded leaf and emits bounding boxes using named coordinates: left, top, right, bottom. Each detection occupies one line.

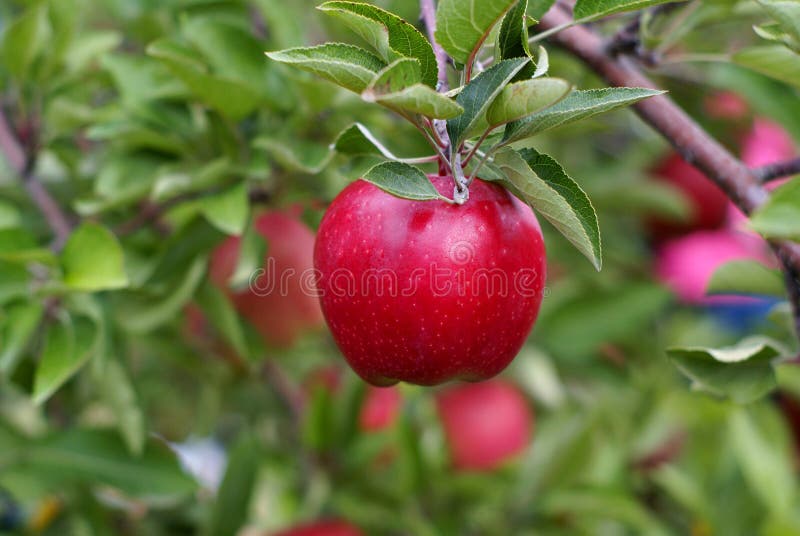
left=362, top=162, right=444, bottom=201
left=485, top=77, right=571, bottom=127
left=97, top=359, right=145, bottom=456
left=707, top=260, right=786, bottom=298
left=435, top=0, right=519, bottom=64
left=33, top=315, right=98, bottom=405
left=207, top=433, right=259, bottom=536
left=749, top=178, right=800, bottom=240
left=2, top=5, right=51, bottom=81
left=0, top=301, right=44, bottom=378
left=365, top=57, right=422, bottom=94
left=199, top=181, right=250, bottom=236
left=734, top=45, right=800, bottom=89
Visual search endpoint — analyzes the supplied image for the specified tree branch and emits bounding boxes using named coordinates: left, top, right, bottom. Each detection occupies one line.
left=539, top=4, right=800, bottom=340
left=420, top=0, right=449, bottom=92
left=753, top=157, right=800, bottom=183
left=0, top=109, right=72, bottom=249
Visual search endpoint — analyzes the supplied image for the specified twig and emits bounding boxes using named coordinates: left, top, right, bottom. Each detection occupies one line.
left=539, top=4, right=800, bottom=340
left=753, top=157, right=800, bottom=183
left=420, top=0, right=449, bottom=92
left=0, top=109, right=72, bottom=249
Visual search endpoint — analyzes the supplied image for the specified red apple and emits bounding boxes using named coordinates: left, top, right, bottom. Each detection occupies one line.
left=209, top=210, right=324, bottom=348
left=647, top=153, right=729, bottom=239
left=359, top=386, right=402, bottom=431
left=314, top=175, right=546, bottom=386
left=436, top=380, right=533, bottom=471
left=271, top=520, right=363, bottom=536
left=654, top=229, right=772, bottom=304
left=704, top=91, right=749, bottom=120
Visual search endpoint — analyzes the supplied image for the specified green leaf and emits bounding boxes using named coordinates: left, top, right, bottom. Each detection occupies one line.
left=228, top=219, right=268, bottom=291
left=734, top=45, right=800, bottom=89
left=370, top=83, right=465, bottom=119
left=749, top=178, right=800, bottom=240
left=365, top=57, right=422, bottom=94
left=266, top=43, right=385, bottom=93
left=0, top=229, right=55, bottom=265
left=707, top=260, right=786, bottom=298
left=529, top=0, right=558, bottom=19
left=253, top=137, right=333, bottom=173
left=62, top=223, right=129, bottom=292
left=435, top=0, right=519, bottom=64
left=102, top=54, right=188, bottom=107
left=96, top=359, right=145, bottom=456
left=318, top=1, right=438, bottom=87
left=494, top=148, right=602, bottom=270
left=332, top=123, right=389, bottom=156
left=207, top=433, right=259, bottom=536
left=33, top=315, right=98, bottom=405
left=27, top=429, right=196, bottom=497
left=362, top=162, right=445, bottom=201
left=199, top=182, right=250, bottom=236
left=574, top=0, right=675, bottom=21
left=667, top=337, right=784, bottom=404
left=0, top=301, right=44, bottom=378
left=0, top=200, right=22, bottom=230
left=757, top=0, right=800, bottom=44
left=485, top=78, right=571, bottom=127
left=729, top=407, right=797, bottom=515
left=502, top=87, right=665, bottom=145
left=195, top=279, right=249, bottom=359
left=498, top=0, right=536, bottom=79
left=2, top=5, right=51, bottom=81
left=448, top=58, right=528, bottom=147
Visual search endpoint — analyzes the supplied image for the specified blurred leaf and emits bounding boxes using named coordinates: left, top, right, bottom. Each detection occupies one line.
left=502, top=88, right=665, bottom=145
left=0, top=301, right=44, bottom=378
left=0, top=262, right=31, bottom=305
left=749, top=178, right=800, bottom=240
left=362, top=161, right=444, bottom=200
left=26, top=429, right=196, bottom=498
left=0, top=229, right=55, bottom=265
left=651, top=466, right=712, bottom=522
left=448, top=58, right=528, bottom=146
left=266, top=43, right=386, bottom=93
left=435, top=0, right=518, bottom=64
left=667, top=337, right=784, bottom=404
left=0, top=201, right=22, bottom=230
left=574, top=0, right=675, bottom=20
left=734, top=45, right=800, bottom=89
left=207, top=433, right=259, bottom=536
left=102, top=54, right=187, bottom=107
left=96, top=359, right=145, bottom=456
left=729, top=406, right=797, bottom=516
left=318, top=1, right=438, bottom=87
left=229, top=219, right=268, bottom=291
left=33, top=315, right=98, bottom=405
left=195, top=279, right=249, bottom=360
left=757, top=0, right=800, bottom=44
left=65, top=30, right=122, bottom=73
left=707, top=260, right=786, bottom=298
left=494, top=148, right=602, bottom=270
left=62, top=223, right=129, bottom=292
left=2, top=4, right=51, bottom=81
left=370, top=83, right=465, bottom=119
left=199, top=181, right=250, bottom=236
left=486, top=78, right=571, bottom=128
left=253, top=137, right=333, bottom=173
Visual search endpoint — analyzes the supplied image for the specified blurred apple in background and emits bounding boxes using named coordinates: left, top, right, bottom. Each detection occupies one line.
left=704, top=91, right=750, bottom=121
left=647, top=153, right=729, bottom=240
left=271, top=519, right=363, bottom=536
left=209, top=210, right=324, bottom=348
left=436, top=380, right=533, bottom=472
left=359, top=386, right=402, bottom=432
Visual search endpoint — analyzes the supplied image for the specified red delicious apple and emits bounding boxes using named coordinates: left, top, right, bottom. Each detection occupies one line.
left=654, top=229, right=772, bottom=304
left=314, top=175, right=546, bottom=386
left=647, top=153, right=729, bottom=239
left=436, top=379, right=533, bottom=471
left=271, top=520, right=363, bottom=536
left=209, top=210, right=324, bottom=348
left=359, top=386, right=402, bottom=431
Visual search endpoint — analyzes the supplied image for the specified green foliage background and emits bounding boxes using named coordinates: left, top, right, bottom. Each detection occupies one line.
left=1, top=0, right=800, bottom=534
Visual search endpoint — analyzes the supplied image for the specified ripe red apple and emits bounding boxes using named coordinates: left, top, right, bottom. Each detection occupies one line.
left=654, top=229, right=772, bottom=304
left=314, top=175, right=546, bottom=386
left=435, top=379, right=533, bottom=471
left=359, top=386, right=402, bottom=431
left=209, top=210, right=324, bottom=348
left=271, top=520, right=363, bottom=536
left=647, top=153, right=729, bottom=239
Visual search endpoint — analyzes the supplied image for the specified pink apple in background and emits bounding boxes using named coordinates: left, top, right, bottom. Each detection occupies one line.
left=647, top=153, right=729, bottom=240
left=436, top=380, right=533, bottom=472
left=359, top=386, right=402, bottom=432
left=271, top=520, right=363, bottom=536
left=655, top=229, right=772, bottom=304
left=704, top=91, right=750, bottom=121
left=209, top=210, right=324, bottom=348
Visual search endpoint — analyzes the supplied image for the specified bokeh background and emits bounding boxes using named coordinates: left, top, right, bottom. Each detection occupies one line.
left=1, top=0, right=799, bottom=534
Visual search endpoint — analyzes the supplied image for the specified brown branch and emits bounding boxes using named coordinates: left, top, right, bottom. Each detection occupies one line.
left=539, top=4, right=800, bottom=340
left=753, top=157, right=800, bottom=183
left=0, top=109, right=72, bottom=249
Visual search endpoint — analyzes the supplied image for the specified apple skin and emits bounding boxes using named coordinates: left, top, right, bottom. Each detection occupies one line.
left=359, top=386, right=402, bottom=431
left=654, top=229, right=772, bottom=304
left=314, top=175, right=546, bottom=386
left=435, top=380, right=533, bottom=471
left=209, top=210, right=324, bottom=348
left=271, top=520, right=363, bottom=536
left=647, top=153, right=729, bottom=239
